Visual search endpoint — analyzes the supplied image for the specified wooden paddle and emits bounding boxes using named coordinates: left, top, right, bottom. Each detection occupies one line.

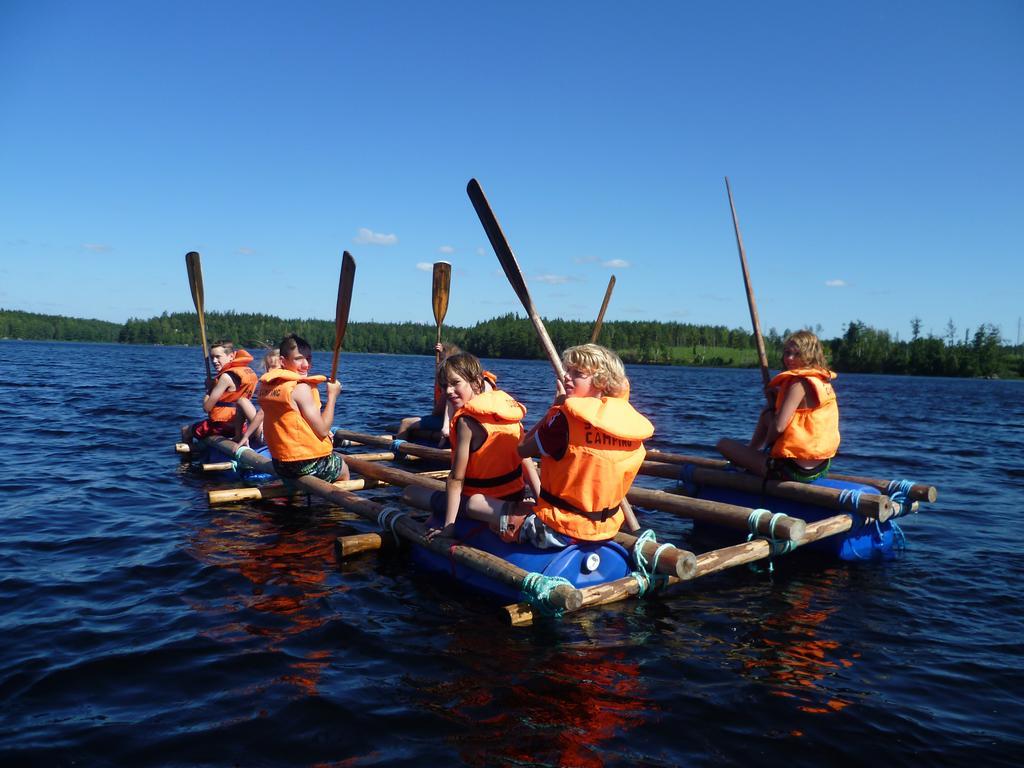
left=185, top=251, right=213, bottom=387
left=589, top=274, right=616, bottom=343
left=724, top=177, right=771, bottom=395
left=329, top=251, right=357, bottom=383
left=467, top=178, right=566, bottom=381
left=467, top=179, right=641, bottom=532
left=432, top=261, right=451, bottom=362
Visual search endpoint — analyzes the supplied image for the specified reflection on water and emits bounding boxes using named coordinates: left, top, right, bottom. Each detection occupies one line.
left=735, top=572, right=856, bottom=719
left=186, top=504, right=354, bottom=698
left=414, top=629, right=650, bottom=767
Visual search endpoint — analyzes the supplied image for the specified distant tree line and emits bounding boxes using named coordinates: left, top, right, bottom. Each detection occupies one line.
left=4, top=307, right=1021, bottom=378
left=0, top=309, right=121, bottom=342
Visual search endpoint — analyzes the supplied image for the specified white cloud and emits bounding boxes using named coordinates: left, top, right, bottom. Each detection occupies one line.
left=573, top=255, right=599, bottom=264
left=415, top=262, right=433, bottom=272
left=476, top=247, right=487, bottom=256
left=438, top=245, right=455, bottom=254
left=602, top=258, right=630, bottom=268
left=825, top=279, right=847, bottom=287
left=534, top=273, right=569, bottom=285
left=82, top=243, right=112, bottom=253
left=238, top=246, right=255, bottom=255
left=353, top=227, right=398, bottom=246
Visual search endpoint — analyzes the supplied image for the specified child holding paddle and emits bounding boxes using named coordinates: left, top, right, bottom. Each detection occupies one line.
left=404, top=352, right=539, bottom=541
left=259, top=333, right=350, bottom=484
left=394, top=341, right=462, bottom=443
left=716, top=330, right=840, bottom=481
left=444, top=344, right=653, bottom=548
left=180, top=340, right=258, bottom=443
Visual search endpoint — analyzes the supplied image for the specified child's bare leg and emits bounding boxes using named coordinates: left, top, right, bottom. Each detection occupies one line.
left=394, top=416, right=421, bottom=440
left=462, top=494, right=532, bottom=532
left=181, top=424, right=191, bottom=443
left=337, top=458, right=350, bottom=482
left=716, top=438, right=769, bottom=477
left=401, top=485, right=436, bottom=510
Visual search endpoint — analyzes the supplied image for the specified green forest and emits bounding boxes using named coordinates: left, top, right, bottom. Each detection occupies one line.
left=2, top=307, right=1021, bottom=378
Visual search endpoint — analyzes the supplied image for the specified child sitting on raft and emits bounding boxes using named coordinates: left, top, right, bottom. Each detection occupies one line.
left=716, top=329, right=840, bottom=481
left=402, top=352, right=541, bottom=541
left=394, top=342, right=463, bottom=444
left=258, top=333, right=350, bottom=484
left=441, top=343, right=654, bottom=548
left=181, top=340, right=258, bottom=443
left=236, top=346, right=282, bottom=448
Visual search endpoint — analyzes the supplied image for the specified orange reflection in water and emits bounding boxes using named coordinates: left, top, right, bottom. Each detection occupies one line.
left=419, top=624, right=653, bottom=768
left=740, top=571, right=857, bottom=716
left=187, top=502, right=349, bottom=697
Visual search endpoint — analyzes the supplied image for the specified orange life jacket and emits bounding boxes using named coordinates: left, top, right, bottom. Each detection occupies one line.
left=770, top=368, right=840, bottom=460
left=451, top=389, right=527, bottom=498
left=259, top=369, right=334, bottom=462
left=534, top=396, right=654, bottom=541
left=209, top=350, right=257, bottom=423
left=482, top=370, right=498, bottom=388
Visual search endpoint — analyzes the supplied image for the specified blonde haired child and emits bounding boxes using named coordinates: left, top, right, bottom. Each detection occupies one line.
left=717, top=330, right=840, bottom=481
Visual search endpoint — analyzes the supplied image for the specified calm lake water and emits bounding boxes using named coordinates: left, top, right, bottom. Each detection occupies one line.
left=1, top=340, right=1021, bottom=766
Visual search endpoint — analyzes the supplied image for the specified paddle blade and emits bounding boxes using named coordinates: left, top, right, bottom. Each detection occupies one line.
left=330, top=251, right=357, bottom=382
left=432, top=261, right=451, bottom=327
left=185, top=251, right=205, bottom=315
left=185, top=250, right=212, bottom=383
left=467, top=178, right=535, bottom=313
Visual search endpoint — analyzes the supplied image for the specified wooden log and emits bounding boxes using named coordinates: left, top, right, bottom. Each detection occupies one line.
left=332, top=429, right=450, bottom=462
left=641, top=460, right=893, bottom=521
left=175, top=442, right=192, bottom=455
left=613, top=530, right=697, bottom=580
left=336, top=532, right=387, bottom=559
left=505, top=512, right=855, bottom=626
left=207, top=469, right=451, bottom=506
left=626, top=484, right=806, bottom=542
left=204, top=436, right=582, bottom=613
left=646, top=448, right=938, bottom=503
left=201, top=461, right=235, bottom=472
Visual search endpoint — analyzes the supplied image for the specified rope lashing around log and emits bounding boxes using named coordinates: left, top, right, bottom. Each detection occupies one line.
left=376, top=504, right=409, bottom=546
left=886, top=479, right=917, bottom=513
left=838, top=487, right=864, bottom=512
left=519, top=573, right=577, bottom=617
left=228, top=444, right=254, bottom=475
left=389, top=439, right=409, bottom=460
left=631, top=529, right=673, bottom=597
left=746, top=508, right=797, bottom=574
left=677, top=463, right=698, bottom=496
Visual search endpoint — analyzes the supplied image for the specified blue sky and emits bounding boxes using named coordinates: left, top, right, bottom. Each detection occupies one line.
left=1, top=0, right=1021, bottom=343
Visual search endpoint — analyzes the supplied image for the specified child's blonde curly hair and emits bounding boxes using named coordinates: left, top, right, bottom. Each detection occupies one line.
left=784, top=330, right=831, bottom=371
left=562, top=343, right=628, bottom=397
